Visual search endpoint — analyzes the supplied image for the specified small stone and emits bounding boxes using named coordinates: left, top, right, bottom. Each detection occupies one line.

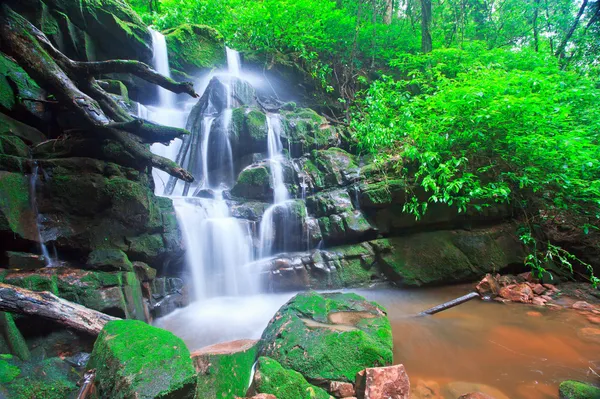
left=541, top=295, right=554, bottom=302
left=458, top=393, right=496, bottom=399
left=412, top=380, right=441, bottom=399
left=493, top=297, right=511, bottom=304
left=499, top=283, right=533, bottom=303
left=532, top=284, right=546, bottom=295
left=329, top=381, right=355, bottom=398
left=355, top=364, right=410, bottom=399
left=527, top=311, right=543, bottom=317
left=542, top=284, right=558, bottom=291
left=475, top=274, right=500, bottom=296
left=587, top=315, right=600, bottom=325
left=532, top=297, right=547, bottom=306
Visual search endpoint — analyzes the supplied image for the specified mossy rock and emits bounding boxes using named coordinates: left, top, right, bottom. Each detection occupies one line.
left=0, top=313, right=30, bottom=361
left=231, top=164, right=272, bottom=200
left=280, top=108, right=338, bottom=157
left=259, top=291, right=393, bottom=383
left=254, top=356, right=332, bottom=399
left=0, top=53, right=46, bottom=119
left=164, top=24, right=226, bottom=75
left=0, top=112, right=46, bottom=145
left=371, top=225, right=525, bottom=286
left=311, top=148, right=358, bottom=189
left=0, top=171, right=35, bottom=241
left=193, top=339, right=258, bottom=399
left=87, top=248, right=134, bottom=271
left=88, top=320, right=197, bottom=399
left=1, top=356, right=79, bottom=399
left=559, top=380, right=600, bottom=399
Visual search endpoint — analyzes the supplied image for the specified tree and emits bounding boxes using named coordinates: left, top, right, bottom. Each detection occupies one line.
left=421, top=0, right=432, bottom=52
left=0, top=4, right=197, bottom=183
left=555, top=0, right=589, bottom=59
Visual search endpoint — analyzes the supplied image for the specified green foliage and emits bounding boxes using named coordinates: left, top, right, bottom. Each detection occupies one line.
left=352, top=47, right=600, bottom=282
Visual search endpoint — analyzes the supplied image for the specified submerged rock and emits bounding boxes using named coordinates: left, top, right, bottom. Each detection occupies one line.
left=88, top=320, right=197, bottom=399
left=259, top=292, right=393, bottom=383
left=558, top=380, right=600, bottom=399
left=193, top=339, right=258, bottom=399
left=253, top=356, right=333, bottom=399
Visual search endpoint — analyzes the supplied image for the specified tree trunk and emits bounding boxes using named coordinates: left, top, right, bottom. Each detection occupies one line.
left=384, top=0, right=394, bottom=24
left=0, top=283, right=119, bottom=335
left=555, top=0, right=589, bottom=59
left=533, top=0, right=541, bottom=52
left=421, top=0, right=433, bottom=53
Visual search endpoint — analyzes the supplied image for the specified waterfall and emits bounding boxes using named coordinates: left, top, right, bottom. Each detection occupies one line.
left=30, top=163, right=55, bottom=267
left=150, top=29, right=176, bottom=108
left=226, top=47, right=242, bottom=77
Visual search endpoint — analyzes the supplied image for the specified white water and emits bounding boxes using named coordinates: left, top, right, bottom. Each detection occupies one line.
left=226, top=47, right=242, bottom=77
left=150, top=29, right=176, bottom=108
left=30, top=163, right=54, bottom=267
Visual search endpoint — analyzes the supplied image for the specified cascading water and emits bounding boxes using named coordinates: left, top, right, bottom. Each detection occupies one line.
left=226, top=47, right=242, bottom=77
left=30, top=163, right=55, bottom=267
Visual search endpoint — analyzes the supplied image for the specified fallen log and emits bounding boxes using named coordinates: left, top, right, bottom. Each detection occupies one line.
left=418, top=292, right=480, bottom=316
left=0, top=283, right=119, bottom=335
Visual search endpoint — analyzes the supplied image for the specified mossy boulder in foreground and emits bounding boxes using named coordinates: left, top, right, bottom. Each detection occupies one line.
left=87, top=320, right=197, bottom=399
left=559, top=380, right=600, bottom=399
left=258, top=291, right=393, bottom=383
left=253, top=356, right=332, bottom=399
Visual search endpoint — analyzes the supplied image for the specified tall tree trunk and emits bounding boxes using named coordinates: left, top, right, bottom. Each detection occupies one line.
left=555, top=0, right=589, bottom=59
left=421, top=0, right=433, bottom=53
left=533, top=0, right=541, bottom=51
left=384, top=0, right=394, bottom=24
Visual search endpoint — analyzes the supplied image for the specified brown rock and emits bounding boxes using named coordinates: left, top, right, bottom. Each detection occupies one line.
left=355, top=364, right=410, bottom=399
left=527, top=311, right=542, bottom=317
left=578, top=327, right=600, bottom=344
left=532, top=297, right=547, bottom=306
left=572, top=301, right=598, bottom=312
left=587, top=315, right=600, bottom=324
left=532, top=284, right=546, bottom=295
left=542, top=284, right=558, bottom=291
left=498, top=283, right=533, bottom=303
left=412, top=380, right=441, bottom=399
left=329, top=381, right=356, bottom=398
left=475, top=274, right=500, bottom=296
left=443, top=382, right=508, bottom=399
left=458, top=393, right=496, bottom=399
left=541, top=295, right=554, bottom=302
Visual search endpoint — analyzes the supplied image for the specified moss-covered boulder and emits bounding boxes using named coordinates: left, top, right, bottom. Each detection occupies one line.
left=231, top=164, right=272, bottom=200
left=88, top=320, right=197, bottom=399
left=371, top=224, right=525, bottom=286
left=164, top=24, right=226, bottom=75
left=0, top=355, right=79, bottom=399
left=558, top=381, right=600, bottom=399
left=193, top=339, right=258, bottom=399
left=259, top=292, right=393, bottom=383
left=87, top=248, right=134, bottom=271
left=0, top=54, right=46, bottom=122
left=0, top=313, right=30, bottom=361
left=281, top=108, right=339, bottom=157
left=253, top=356, right=333, bottom=399
left=0, top=171, right=37, bottom=243
left=310, top=148, right=359, bottom=190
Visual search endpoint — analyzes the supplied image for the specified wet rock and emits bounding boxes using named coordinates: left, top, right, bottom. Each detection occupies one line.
left=355, top=364, right=410, bottom=399
left=498, top=284, right=533, bottom=303
left=0, top=312, right=30, bottom=361
left=558, top=380, right=600, bottom=399
left=253, top=356, right=332, bottom=399
left=88, top=320, right=197, bottom=399
left=312, top=148, right=359, bottom=188
left=532, top=297, right=547, bottom=306
left=329, top=381, right=356, bottom=398
left=532, top=284, right=547, bottom=295
left=412, top=380, right=441, bottom=399
left=259, top=292, right=393, bottom=383
left=6, top=252, right=46, bottom=270
left=475, top=274, right=500, bottom=296
left=133, top=261, right=157, bottom=282
left=572, top=301, right=598, bottom=312
left=164, top=24, right=226, bottom=76
left=64, top=352, right=90, bottom=369
left=149, top=277, right=189, bottom=318
left=0, top=55, right=47, bottom=122
left=193, top=339, right=258, bottom=399
left=280, top=108, right=339, bottom=157
left=577, top=327, right=600, bottom=345
left=86, top=248, right=134, bottom=271
left=231, top=164, right=272, bottom=200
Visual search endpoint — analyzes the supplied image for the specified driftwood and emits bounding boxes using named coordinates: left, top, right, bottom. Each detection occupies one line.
left=0, top=283, right=119, bottom=335
left=76, top=369, right=96, bottom=399
left=0, top=4, right=195, bottom=182
left=418, top=292, right=480, bottom=316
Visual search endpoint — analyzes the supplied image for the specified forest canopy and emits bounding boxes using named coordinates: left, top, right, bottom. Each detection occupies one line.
left=128, top=0, right=600, bottom=283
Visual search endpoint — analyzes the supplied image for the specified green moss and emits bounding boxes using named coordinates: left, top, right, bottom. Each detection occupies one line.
left=0, top=172, right=31, bottom=237
left=0, top=53, right=43, bottom=112
left=360, top=180, right=405, bottom=207
left=559, top=380, right=600, bottom=399
left=99, top=79, right=129, bottom=98
left=88, top=320, right=197, bottom=399
left=231, top=107, right=246, bottom=138
left=196, top=341, right=258, bottom=398
left=247, top=109, right=268, bottom=141
left=127, top=233, right=165, bottom=261
left=231, top=165, right=273, bottom=200
left=255, top=357, right=332, bottom=399
left=87, top=248, right=134, bottom=271
left=0, top=356, right=21, bottom=383
left=3, top=273, right=59, bottom=294
left=4, top=357, right=78, bottom=399
left=0, top=313, right=30, bottom=361
left=259, top=292, right=393, bottom=383
left=165, top=24, right=226, bottom=74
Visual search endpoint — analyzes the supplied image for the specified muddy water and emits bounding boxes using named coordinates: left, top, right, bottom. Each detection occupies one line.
left=361, top=285, right=600, bottom=399
left=156, top=285, right=599, bottom=399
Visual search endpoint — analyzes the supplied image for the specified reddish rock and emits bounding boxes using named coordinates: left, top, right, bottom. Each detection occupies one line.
left=572, top=301, right=598, bottom=312
left=542, top=284, right=558, bottom=291
left=587, top=315, right=600, bottom=325
left=412, top=380, right=441, bottom=399
left=518, top=272, right=537, bottom=283
left=498, top=284, right=533, bottom=303
left=355, top=364, right=410, bottom=399
left=541, top=295, right=554, bottom=302
left=458, top=393, right=495, bottom=399
left=532, top=297, right=546, bottom=306
left=532, top=284, right=546, bottom=295
left=493, top=297, right=511, bottom=304
left=330, top=381, right=356, bottom=398
left=475, top=274, right=500, bottom=296
left=527, top=311, right=542, bottom=317
left=578, top=327, right=600, bottom=344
